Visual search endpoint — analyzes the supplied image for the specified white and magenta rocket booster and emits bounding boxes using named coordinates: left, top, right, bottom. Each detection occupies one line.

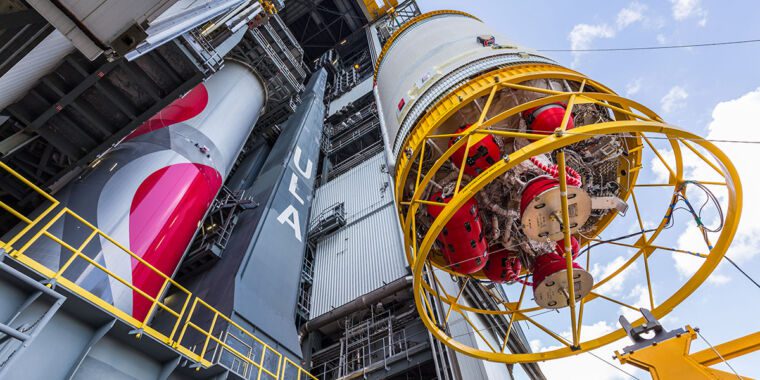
left=27, top=61, right=266, bottom=320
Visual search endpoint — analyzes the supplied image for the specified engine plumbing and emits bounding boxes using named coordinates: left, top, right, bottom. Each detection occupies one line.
left=413, top=79, right=630, bottom=309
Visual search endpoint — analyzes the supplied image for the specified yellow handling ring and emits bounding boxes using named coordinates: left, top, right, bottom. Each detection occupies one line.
left=393, top=63, right=742, bottom=363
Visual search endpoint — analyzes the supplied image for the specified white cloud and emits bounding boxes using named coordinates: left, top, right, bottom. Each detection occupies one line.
left=661, top=86, right=689, bottom=113
left=670, top=0, right=708, bottom=26
left=625, top=78, right=642, bottom=97
left=569, top=23, right=616, bottom=50
left=673, top=220, right=732, bottom=285
left=709, top=273, right=731, bottom=285
left=649, top=145, right=677, bottom=183
left=691, top=88, right=760, bottom=263
left=656, top=34, right=667, bottom=45
left=620, top=284, right=653, bottom=321
left=673, top=225, right=710, bottom=276
left=591, top=256, right=638, bottom=296
left=530, top=321, right=645, bottom=380
left=568, top=2, right=647, bottom=66
left=568, top=23, right=616, bottom=67
left=644, top=15, right=667, bottom=31
left=665, top=87, right=760, bottom=282
left=617, top=2, right=647, bottom=29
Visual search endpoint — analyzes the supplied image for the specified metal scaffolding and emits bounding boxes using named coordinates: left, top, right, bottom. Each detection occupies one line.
left=372, top=0, right=421, bottom=46
left=311, top=307, right=429, bottom=379
left=178, top=187, right=254, bottom=280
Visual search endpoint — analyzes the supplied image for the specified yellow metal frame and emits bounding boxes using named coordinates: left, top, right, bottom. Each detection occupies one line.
left=392, top=63, right=742, bottom=363
left=690, top=331, right=760, bottom=368
left=616, top=326, right=757, bottom=379
left=360, top=0, right=399, bottom=22
left=0, top=161, right=317, bottom=380
left=373, top=10, right=480, bottom=82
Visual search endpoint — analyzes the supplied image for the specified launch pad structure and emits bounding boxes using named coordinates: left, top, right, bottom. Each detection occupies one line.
left=0, top=1, right=757, bottom=379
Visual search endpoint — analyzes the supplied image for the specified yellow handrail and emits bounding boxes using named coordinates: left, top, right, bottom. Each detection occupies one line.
left=0, top=161, right=316, bottom=379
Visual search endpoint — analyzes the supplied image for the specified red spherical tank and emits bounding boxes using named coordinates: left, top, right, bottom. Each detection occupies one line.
left=521, top=102, right=574, bottom=134
left=448, top=124, right=501, bottom=177
left=483, top=245, right=522, bottom=283
left=428, top=192, right=488, bottom=274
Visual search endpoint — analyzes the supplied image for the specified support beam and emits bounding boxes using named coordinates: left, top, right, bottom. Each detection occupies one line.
left=0, top=9, right=46, bottom=29
left=0, top=23, right=53, bottom=77
left=51, top=72, right=204, bottom=184
left=332, top=0, right=360, bottom=31
left=616, top=326, right=750, bottom=380
left=65, top=56, right=139, bottom=118
left=0, top=131, right=38, bottom=157
left=690, top=331, right=760, bottom=367
left=0, top=321, right=31, bottom=343
left=65, top=319, right=116, bottom=380
left=23, top=60, right=120, bottom=133
left=157, top=355, right=181, bottom=380
left=39, top=77, right=113, bottom=138
left=0, top=256, right=65, bottom=379
left=4, top=290, right=42, bottom=326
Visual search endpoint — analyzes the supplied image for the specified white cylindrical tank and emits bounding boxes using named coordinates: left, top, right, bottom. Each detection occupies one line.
left=374, top=11, right=554, bottom=158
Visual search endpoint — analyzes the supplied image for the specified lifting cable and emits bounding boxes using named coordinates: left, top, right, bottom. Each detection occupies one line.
left=538, top=38, right=760, bottom=53
left=696, top=329, right=743, bottom=380
left=675, top=181, right=760, bottom=291
left=586, top=350, right=641, bottom=380
left=418, top=177, right=760, bottom=341
left=442, top=302, right=642, bottom=380
left=395, top=278, right=643, bottom=380
left=407, top=132, right=760, bottom=366
left=723, top=255, right=760, bottom=290
left=494, top=128, right=760, bottom=145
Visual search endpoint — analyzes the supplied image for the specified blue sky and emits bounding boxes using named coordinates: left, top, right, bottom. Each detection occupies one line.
left=416, top=1, right=760, bottom=378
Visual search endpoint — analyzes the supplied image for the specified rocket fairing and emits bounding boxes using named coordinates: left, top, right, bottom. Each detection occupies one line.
left=22, top=62, right=266, bottom=320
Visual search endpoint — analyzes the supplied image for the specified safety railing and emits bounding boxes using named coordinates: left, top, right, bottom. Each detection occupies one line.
left=0, top=162, right=316, bottom=380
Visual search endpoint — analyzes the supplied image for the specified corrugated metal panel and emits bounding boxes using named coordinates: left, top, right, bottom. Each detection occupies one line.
left=328, top=77, right=372, bottom=116
left=29, top=0, right=179, bottom=59
left=448, top=315, right=489, bottom=380
left=152, top=0, right=212, bottom=23
left=310, top=205, right=407, bottom=317
left=0, top=30, right=74, bottom=109
left=311, top=153, right=391, bottom=225
left=435, top=271, right=486, bottom=379
left=448, top=312, right=511, bottom=379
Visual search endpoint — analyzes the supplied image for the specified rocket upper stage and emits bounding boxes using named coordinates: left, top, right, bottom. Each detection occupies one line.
left=374, top=11, right=554, bottom=158
left=18, top=62, right=266, bottom=320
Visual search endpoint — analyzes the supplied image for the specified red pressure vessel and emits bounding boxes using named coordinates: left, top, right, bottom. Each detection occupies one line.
left=531, top=252, right=585, bottom=290
left=427, top=192, right=488, bottom=274
left=448, top=124, right=501, bottom=177
left=520, top=176, right=560, bottom=215
left=521, top=102, right=574, bottom=134
left=483, top=245, right=522, bottom=283
left=531, top=238, right=592, bottom=309
left=554, top=236, right=581, bottom=259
